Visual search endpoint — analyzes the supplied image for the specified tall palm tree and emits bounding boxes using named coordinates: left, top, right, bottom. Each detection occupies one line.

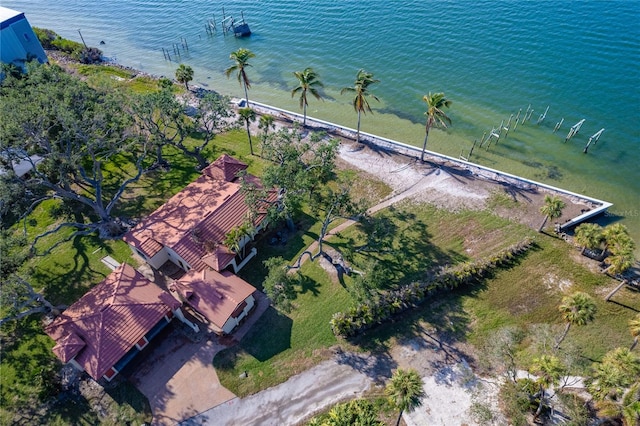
left=602, top=223, right=632, bottom=255
left=340, top=69, right=380, bottom=145
left=629, top=314, right=640, bottom=351
left=555, top=291, right=597, bottom=349
left=574, top=222, right=604, bottom=255
left=225, top=48, right=255, bottom=105
left=175, top=64, right=194, bottom=90
left=530, top=355, right=564, bottom=420
left=385, top=368, right=424, bottom=426
left=291, top=67, right=323, bottom=126
left=238, top=107, right=257, bottom=155
left=420, top=92, right=452, bottom=162
left=538, top=195, right=566, bottom=233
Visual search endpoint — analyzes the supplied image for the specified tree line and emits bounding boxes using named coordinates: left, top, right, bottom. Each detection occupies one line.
left=175, top=47, right=453, bottom=161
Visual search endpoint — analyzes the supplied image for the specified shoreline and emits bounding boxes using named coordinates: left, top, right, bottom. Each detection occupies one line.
left=244, top=98, right=613, bottom=232
left=47, top=51, right=613, bottom=234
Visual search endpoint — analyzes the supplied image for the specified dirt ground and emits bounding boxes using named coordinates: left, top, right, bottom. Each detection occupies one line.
left=335, top=139, right=591, bottom=232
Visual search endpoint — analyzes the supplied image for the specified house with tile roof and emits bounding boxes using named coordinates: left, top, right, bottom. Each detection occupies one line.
left=44, top=263, right=195, bottom=382
left=123, top=154, right=276, bottom=274
left=123, top=154, right=276, bottom=335
left=170, top=268, right=257, bottom=335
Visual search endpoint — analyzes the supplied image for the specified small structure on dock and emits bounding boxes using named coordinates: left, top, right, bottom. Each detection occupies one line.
left=221, top=9, right=251, bottom=37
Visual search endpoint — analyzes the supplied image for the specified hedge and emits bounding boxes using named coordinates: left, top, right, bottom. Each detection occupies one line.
left=330, top=237, right=535, bottom=338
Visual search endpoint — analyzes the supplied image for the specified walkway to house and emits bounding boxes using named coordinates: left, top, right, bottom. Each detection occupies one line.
left=129, top=291, right=271, bottom=426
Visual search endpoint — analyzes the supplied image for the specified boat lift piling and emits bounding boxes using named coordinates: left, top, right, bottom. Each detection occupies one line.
left=564, top=119, right=585, bottom=142
left=553, top=118, right=564, bottom=133
left=503, top=114, right=513, bottom=138
left=513, top=109, right=522, bottom=131
left=478, top=131, right=487, bottom=148
left=583, top=128, right=604, bottom=153
left=537, top=106, right=549, bottom=124
left=525, top=107, right=534, bottom=123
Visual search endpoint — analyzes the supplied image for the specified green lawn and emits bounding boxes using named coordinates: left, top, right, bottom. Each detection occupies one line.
left=3, top=61, right=637, bottom=423
left=215, top=261, right=352, bottom=396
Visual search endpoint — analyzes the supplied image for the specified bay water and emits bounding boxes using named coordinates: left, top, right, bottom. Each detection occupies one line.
left=5, top=0, right=640, bottom=252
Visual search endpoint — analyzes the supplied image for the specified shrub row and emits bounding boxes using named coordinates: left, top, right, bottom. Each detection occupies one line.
left=33, top=27, right=102, bottom=64
left=330, top=237, right=535, bottom=338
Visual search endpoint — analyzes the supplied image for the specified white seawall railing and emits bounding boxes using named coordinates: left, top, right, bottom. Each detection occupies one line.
left=240, top=99, right=613, bottom=231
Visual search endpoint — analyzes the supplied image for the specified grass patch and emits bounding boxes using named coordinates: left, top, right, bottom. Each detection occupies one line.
left=486, top=189, right=523, bottom=210
left=461, top=236, right=640, bottom=366
left=333, top=201, right=534, bottom=288
left=214, top=261, right=351, bottom=396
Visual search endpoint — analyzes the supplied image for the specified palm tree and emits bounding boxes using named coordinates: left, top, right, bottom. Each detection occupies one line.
left=385, top=368, right=424, bottom=426
left=291, top=67, right=323, bottom=126
left=588, top=347, right=640, bottom=424
left=238, top=107, right=257, bottom=155
left=621, top=381, right=640, bottom=426
left=340, top=69, right=380, bottom=145
left=225, top=48, right=255, bottom=105
left=420, top=92, right=452, bottom=162
left=530, top=355, right=564, bottom=420
left=605, top=250, right=635, bottom=275
left=323, top=400, right=383, bottom=426
left=629, top=314, right=640, bottom=351
left=555, top=291, right=597, bottom=350
left=538, top=195, right=566, bottom=233
left=224, top=222, right=254, bottom=259
left=175, top=64, right=194, bottom=90
left=573, top=222, right=603, bottom=255
left=602, top=223, right=632, bottom=255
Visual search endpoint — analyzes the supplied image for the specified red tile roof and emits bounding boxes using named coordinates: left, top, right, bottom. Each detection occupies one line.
left=171, top=269, right=256, bottom=330
left=45, top=263, right=179, bottom=380
left=124, top=155, right=276, bottom=271
left=202, top=154, right=248, bottom=182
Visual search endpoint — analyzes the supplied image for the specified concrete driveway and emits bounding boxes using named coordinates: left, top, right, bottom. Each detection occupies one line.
left=129, top=292, right=270, bottom=425
left=181, top=356, right=376, bottom=426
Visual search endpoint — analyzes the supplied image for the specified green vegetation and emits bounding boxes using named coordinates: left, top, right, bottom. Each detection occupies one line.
left=33, top=27, right=102, bottom=64
left=420, top=92, right=452, bottom=162
left=291, top=67, right=324, bottom=126
left=2, top=58, right=638, bottom=425
left=341, top=69, right=380, bottom=144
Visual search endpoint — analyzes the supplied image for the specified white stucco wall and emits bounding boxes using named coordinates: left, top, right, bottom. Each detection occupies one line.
left=222, top=294, right=256, bottom=334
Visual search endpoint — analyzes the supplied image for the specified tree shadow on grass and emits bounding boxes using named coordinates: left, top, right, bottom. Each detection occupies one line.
left=215, top=307, right=293, bottom=367
left=334, top=210, right=463, bottom=290
left=298, top=274, right=321, bottom=297
left=31, top=235, right=108, bottom=306
left=347, top=245, right=537, bottom=370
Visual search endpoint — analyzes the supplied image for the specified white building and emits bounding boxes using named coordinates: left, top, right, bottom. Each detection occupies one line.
left=0, top=7, right=48, bottom=70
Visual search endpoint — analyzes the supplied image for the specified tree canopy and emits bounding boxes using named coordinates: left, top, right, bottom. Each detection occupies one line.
left=175, top=64, right=194, bottom=90
left=0, top=63, right=147, bottom=251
